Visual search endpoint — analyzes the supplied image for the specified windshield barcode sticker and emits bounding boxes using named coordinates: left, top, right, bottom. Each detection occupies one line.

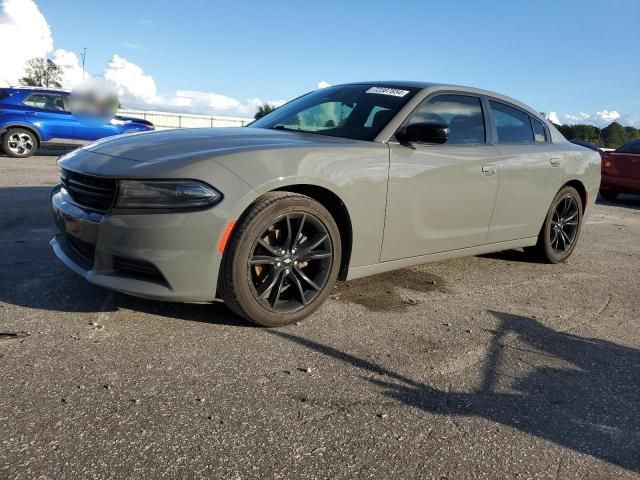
left=366, top=87, right=410, bottom=97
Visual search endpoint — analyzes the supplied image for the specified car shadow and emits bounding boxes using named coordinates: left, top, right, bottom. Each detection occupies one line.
left=478, top=248, right=540, bottom=263
left=0, top=185, right=245, bottom=326
left=0, top=147, right=74, bottom=158
left=597, top=193, right=640, bottom=210
left=268, top=311, right=640, bottom=473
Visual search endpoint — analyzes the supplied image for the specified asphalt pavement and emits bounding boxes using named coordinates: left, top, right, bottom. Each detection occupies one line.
left=1, top=153, right=639, bottom=479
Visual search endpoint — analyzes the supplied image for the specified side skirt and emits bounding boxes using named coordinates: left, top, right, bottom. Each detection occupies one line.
left=346, top=237, right=538, bottom=281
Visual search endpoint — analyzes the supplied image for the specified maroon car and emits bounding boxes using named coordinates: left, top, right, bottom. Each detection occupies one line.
left=600, top=139, right=640, bottom=201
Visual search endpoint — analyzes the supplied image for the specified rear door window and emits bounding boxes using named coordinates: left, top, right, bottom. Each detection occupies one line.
left=407, top=94, right=486, bottom=145
left=23, top=93, right=67, bottom=111
left=490, top=101, right=534, bottom=144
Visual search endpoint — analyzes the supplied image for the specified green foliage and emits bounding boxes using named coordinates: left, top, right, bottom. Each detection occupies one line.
left=254, top=103, right=277, bottom=120
left=601, top=122, right=628, bottom=148
left=552, top=121, right=639, bottom=148
left=19, top=58, right=63, bottom=88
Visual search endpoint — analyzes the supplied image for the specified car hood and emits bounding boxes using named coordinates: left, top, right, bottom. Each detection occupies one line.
left=83, top=127, right=355, bottom=162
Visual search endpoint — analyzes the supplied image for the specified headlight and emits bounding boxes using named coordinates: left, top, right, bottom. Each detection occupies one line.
left=116, top=180, right=222, bottom=210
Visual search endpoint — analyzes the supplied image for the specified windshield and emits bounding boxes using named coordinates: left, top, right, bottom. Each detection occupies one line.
left=250, top=84, right=419, bottom=141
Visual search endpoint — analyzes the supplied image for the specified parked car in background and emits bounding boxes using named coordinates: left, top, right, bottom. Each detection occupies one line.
left=600, top=138, right=640, bottom=201
left=0, top=87, right=153, bottom=158
left=570, top=139, right=604, bottom=157
left=51, top=82, right=600, bottom=326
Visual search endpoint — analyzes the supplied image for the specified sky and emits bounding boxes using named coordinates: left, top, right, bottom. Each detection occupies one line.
left=1, top=0, right=638, bottom=125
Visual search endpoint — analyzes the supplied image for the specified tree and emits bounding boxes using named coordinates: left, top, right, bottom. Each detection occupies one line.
left=601, top=122, right=626, bottom=149
left=19, top=58, right=63, bottom=88
left=623, top=126, right=639, bottom=143
left=254, top=103, right=276, bottom=120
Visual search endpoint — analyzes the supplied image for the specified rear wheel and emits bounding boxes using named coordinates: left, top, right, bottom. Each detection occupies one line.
left=599, top=189, right=619, bottom=202
left=528, top=186, right=583, bottom=263
left=220, top=192, right=341, bottom=327
left=2, top=128, right=38, bottom=158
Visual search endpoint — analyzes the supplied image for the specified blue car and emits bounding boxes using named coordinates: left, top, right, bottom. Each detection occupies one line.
left=0, top=87, right=154, bottom=158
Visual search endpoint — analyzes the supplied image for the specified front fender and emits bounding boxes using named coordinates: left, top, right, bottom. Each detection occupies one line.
left=213, top=144, right=390, bottom=268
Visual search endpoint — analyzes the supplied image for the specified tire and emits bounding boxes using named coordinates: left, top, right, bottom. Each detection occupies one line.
left=220, top=192, right=342, bottom=327
left=528, top=186, right=583, bottom=264
left=599, top=190, right=619, bottom=202
left=1, top=128, right=38, bottom=158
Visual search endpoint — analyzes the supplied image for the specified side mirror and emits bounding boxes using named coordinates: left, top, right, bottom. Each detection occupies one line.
left=396, top=122, right=448, bottom=146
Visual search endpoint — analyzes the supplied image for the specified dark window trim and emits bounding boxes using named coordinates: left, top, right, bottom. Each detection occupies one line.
left=394, top=90, right=489, bottom=147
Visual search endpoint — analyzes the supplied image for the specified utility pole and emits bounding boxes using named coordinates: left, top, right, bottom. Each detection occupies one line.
left=81, top=48, right=87, bottom=80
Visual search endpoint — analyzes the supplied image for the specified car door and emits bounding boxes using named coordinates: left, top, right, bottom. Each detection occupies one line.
left=381, top=94, right=500, bottom=261
left=72, top=116, right=121, bottom=142
left=484, top=100, right=565, bottom=243
left=22, top=93, right=77, bottom=141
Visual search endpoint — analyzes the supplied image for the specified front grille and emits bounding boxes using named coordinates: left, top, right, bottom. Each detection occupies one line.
left=113, top=256, right=166, bottom=284
left=60, top=169, right=116, bottom=211
left=68, top=236, right=96, bottom=263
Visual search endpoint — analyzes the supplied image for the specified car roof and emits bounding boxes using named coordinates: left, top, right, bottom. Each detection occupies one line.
left=339, top=80, right=551, bottom=123
left=339, top=81, right=530, bottom=105
left=3, top=86, right=70, bottom=95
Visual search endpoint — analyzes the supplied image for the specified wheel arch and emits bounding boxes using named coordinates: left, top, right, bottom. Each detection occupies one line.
left=270, top=184, right=353, bottom=281
left=563, top=179, right=587, bottom=212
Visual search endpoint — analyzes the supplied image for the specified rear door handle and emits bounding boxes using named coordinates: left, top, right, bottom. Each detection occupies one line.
left=550, top=157, right=561, bottom=167
left=482, top=165, right=497, bottom=176
left=25, top=111, right=38, bottom=116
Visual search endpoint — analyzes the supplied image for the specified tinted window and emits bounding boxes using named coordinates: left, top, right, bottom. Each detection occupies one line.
left=490, top=101, right=534, bottom=144
left=617, top=139, right=640, bottom=154
left=408, top=94, right=485, bottom=145
left=250, top=84, right=419, bottom=141
left=0, top=89, right=9, bottom=100
left=23, top=93, right=66, bottom=111
left=531, top=117, right=547, bottom=142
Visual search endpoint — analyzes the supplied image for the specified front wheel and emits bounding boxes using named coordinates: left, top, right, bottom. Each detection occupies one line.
left=220, top=192, right=341, bottom=327
left=2, top=128, right=38, bottom=158
left=528, top=186, right=583, bottom=263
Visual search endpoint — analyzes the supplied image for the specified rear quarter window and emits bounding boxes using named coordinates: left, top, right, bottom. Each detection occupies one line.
left=531, top=117, right=548, bottom=143
left=0, top=89, right=9, bottom=101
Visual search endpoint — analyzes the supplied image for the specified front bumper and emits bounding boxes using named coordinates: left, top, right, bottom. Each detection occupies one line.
left=50, top=187, right=225, bottom=302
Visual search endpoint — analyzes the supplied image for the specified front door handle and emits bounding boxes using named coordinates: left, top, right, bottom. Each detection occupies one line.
left=482, top=165, right=497, bottom=176
left=550, top=157, right=561, bottom=167
left=25, top=111, right=38, bottom=116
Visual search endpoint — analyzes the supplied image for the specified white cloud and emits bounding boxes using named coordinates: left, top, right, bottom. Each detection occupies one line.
left=52, top=49, right=84, bottom=89
left=0, top=0, right=285, bottom=117
left=158, top=91, right=285, bottom=117
left=318, top=80, right=331, bottom=89
left=0, top=0, right=53, bottom=86
left=550, top=109, right=637, bottom=127
left=546, top=112, right=561, bottom=124
left=103, top=54, right=160, bottom=105
left=564, top=112, right=590, bottom=122
left=595, top=110, right=620, bottom=123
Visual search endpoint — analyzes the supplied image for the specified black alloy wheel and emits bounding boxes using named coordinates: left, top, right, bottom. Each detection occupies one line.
left=220, top=192, right=341, bottom=327
left=529, top=185, right=583, bottom=263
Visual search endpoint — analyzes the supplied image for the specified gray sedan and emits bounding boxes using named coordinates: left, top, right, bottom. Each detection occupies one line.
left=50, top=82, right=601, bottom=326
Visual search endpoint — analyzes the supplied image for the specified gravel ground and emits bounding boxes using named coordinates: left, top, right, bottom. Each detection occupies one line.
left=1, top=153, right=639, bottom=480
